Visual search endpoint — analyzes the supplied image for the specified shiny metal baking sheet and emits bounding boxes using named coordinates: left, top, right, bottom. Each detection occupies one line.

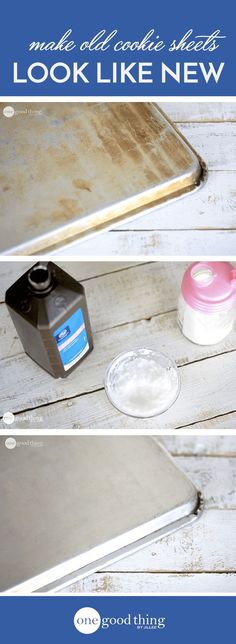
left=0, top=103, right=206, bottom=255
left=0, top=436, right=202, bottom=594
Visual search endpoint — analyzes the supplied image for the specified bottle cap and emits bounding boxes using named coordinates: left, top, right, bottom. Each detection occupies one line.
left=28, top=263, right=52, bottom=293
left=181, top=262, right=236, bottom=312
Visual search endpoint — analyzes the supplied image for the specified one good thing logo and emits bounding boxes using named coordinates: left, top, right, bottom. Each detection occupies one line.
left=3, top=106, right=15, bottom=118
left=5, top=437, right=17, bottom=450
left=74, top=608, right=101, bottom=634
left=74, top=607, right=166, bottom=634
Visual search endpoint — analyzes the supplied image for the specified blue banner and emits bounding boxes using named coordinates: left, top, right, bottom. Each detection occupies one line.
left=0, top=0, right=233, bottom=96
left=0, top=596, right=235, bottom=643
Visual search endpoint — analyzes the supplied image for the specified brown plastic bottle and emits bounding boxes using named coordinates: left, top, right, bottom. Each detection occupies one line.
left=5, top=262, right=93, bottom=378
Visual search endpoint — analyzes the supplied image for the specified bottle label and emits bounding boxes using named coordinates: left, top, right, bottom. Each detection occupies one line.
left=54, top=308, right=89, bottom=371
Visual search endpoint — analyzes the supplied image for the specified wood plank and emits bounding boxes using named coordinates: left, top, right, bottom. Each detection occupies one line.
left=46, top=344, right=236, bottom=427
left=62, top=571, right=236, bottom=593
left=6, top=349, right=235, bottom=429
left=160, top=436, right=236, bottom=456
left=161, top=102, right=236, bottom=123
left=1, top=349, right=235, bottom=429
left=104, top=510, right=236, bottom=572
left=152, top=447, right=236, bottom=508
left=94, top=351, right=236, bottom=429
left=113, top=171, right=236, bottom=231
left=67, top=229, right=236, bottom=257
left=58, top=510, right=236, bottom=590
left=174, top=456, right=236, bottom=508
left=186, top=412, right=236, bottom=430
left=1, top=306, right=236, bottom=425
left=176, top=123, right=236, bottom=171
left=0, top=261, right=139, bottom=303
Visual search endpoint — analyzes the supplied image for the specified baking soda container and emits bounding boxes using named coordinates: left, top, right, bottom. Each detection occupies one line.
left=5, top=262, right=93, bottom=378
left=178, top=262, right=236, bottom=345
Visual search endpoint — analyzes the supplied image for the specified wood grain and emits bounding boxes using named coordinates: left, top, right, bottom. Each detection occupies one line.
left=160, top=436, right=236, bottom=456
left=55, top=230, right=236, bottom=257
left=161, top=102, right=236, bottom=122
left=63, top=572, right=236, bottom=594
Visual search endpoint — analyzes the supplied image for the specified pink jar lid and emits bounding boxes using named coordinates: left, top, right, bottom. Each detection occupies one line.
left=181, top=262, right=236, bottom=312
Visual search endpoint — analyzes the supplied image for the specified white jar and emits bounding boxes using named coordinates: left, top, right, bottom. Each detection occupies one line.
left=178, top=262, right=236, bottom=345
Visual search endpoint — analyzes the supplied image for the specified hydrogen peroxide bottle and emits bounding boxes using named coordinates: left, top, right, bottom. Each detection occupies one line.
left=5, top=262, right=93, bottom=378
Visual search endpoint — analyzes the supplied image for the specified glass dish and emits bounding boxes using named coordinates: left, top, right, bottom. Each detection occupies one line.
left=105, top=348, right=181, bottom=418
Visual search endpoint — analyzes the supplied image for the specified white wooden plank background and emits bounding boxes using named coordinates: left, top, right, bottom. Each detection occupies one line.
left=50, top=102, right=236, bottom=257
left=1, top=260, right=236, bottom=430
left=58, top=436, right=236, bottom=593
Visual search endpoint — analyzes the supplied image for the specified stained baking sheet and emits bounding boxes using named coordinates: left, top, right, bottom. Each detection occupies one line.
left=0, top=436, right=202, bottom=594
left=0, top=103, right=206, bottom=255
